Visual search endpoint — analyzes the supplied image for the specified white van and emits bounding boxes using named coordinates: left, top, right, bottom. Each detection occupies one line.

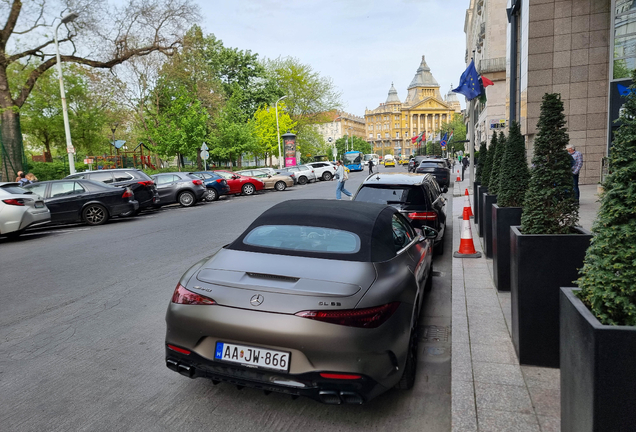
left=363, top=154, right=380, bottom=166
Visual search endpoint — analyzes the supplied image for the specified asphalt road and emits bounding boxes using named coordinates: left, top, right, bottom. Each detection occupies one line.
left=0, top=164, right=452, bottom=432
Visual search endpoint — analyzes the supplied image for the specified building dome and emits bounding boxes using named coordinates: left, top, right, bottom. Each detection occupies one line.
left=407, top=55, right=439, bottom=89
left=386, top=83, right=401, bottom=104
left=445, top=84, right=461, bottom=112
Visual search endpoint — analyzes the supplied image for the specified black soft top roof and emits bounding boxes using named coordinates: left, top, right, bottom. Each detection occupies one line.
left=228, top=199, right=398, bottom=262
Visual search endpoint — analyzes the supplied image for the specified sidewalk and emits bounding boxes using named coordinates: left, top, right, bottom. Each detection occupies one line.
left=450, top=178, right=601, bottom=432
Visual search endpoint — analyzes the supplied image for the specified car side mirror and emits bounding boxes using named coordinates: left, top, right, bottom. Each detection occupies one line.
left=232, top=175, right=239, bottom=180
left=420, top=226, right=438, bottom=240
left=267, top=174, right=272, bottom=178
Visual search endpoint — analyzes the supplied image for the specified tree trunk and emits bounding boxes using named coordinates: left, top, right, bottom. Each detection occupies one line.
left=0, top=109, right=24, bottom=182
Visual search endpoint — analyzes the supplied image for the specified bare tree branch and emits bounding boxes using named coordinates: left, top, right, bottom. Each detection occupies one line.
left=0, top=0, right=23, bottom=49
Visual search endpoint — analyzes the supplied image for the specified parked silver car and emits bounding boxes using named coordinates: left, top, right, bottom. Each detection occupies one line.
left=0, top=182, right=50, bottom=238
left=150, top=173, right=207, bottom=207
left=276, top=165, right=317, bottom=185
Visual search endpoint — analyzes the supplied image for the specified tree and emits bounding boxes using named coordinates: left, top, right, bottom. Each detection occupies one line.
left=208, top=91, right=256, bottom=167
left=251, top=102, right=295, bottom=166
left=488, top=131, right=507, bottom=195
left=520, top=93, right=578, bottom=234
left=426, top=140, right=442, bottom=156
left=440, top=113, right=467, bottom=153
left=482, top=133, right=497, bottom=187
left=475, top=141, right=487, bottom=183
left=333, top=135, right=371, bottom=161
left=0, top=0, right=199, bottom=181
left=576, top=71, right=636, bottom=326
left=497, top=121, right=530, bottom=207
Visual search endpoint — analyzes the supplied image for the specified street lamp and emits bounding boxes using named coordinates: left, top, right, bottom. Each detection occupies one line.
left=111, top=122, right=119, bottom=168
left=331, top=115, right=341, bottom=161
left=54, top=12, right=79, bottom=175
left=275, top=95, right=287, bottom=169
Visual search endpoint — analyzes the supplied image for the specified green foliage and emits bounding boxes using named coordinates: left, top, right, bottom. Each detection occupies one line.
left=426, top=140, right=442, bottom=155
left=576, top=71, right=636, bottom=326
left=482, top=134, right=497, bottom=187
left=488, top=131, right=507, bottom=195
left=475, top=141, right=487, bottom=183
left=497, top=121, right=530, bottom=207
left=251, top=102, right=296, bottom=163
left=440, top=113, right=467, bottom=153
left=298, top=127, right=330, bottom=162
left=334, top=135, right=371, bottom=161
left=29, top=161, right=89, bottom=181
left=209, top=91, right=256, bottom=166
left=521, top=93, right=578, bottom=234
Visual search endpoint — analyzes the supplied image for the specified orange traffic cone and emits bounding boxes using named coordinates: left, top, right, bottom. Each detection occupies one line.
left=457, top=189, right=474, bottom=219
left=456, top=168, right=461, bottom=182
left=453, top=206, right=482, bottom=258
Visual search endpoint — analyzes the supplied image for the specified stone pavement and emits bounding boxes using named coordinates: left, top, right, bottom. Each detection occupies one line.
left=449, top=176, right=601, bottom=432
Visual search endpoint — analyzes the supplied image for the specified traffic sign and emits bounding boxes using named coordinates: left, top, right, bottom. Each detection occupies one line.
left=328, top=137, right=332, bottom=143
left=201, top=150, right=209, bottom=160
left=200, top=142, right=208, bottom=151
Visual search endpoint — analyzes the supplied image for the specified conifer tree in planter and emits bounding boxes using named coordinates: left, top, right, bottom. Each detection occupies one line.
left=483, top=131, right=506, bottom=257
left=474, top=141, right=487, bottom=225
left=510, top=93, right=592, bottom=368
left=492, top=121, right=529, bottom=291
left=478, top=133, right=497, bottom=237
left=560, top=73, right=636, bottom=432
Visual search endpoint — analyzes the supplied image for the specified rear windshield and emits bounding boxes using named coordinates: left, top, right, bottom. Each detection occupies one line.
left=243, top=225, right=360, bottom=254
left=355, top=186, right=426, bottom=205
left=1, top=185, right=31, bottom=194
left=419, top=162, right=446, bottom=168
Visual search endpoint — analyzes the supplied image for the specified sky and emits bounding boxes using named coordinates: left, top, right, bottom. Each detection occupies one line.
left=197, top=0, right=468, bottom=116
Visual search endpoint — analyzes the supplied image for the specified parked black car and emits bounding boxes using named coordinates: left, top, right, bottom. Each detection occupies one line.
left=353, top=172, right=447, bottom=254
left=66, top=168, right=159, bottom=214
left=415, top=158, right=450, bottom=192
left=23, top=180, right=139, bottom=226
left=150, top=172, right=207, bottom=207
left=189, top=171, right=231, bottom=201
left=408, top=155, right=428, bottom=173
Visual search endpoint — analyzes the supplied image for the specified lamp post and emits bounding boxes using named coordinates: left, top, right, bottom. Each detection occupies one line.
left=275, top=95, right=287, bottom=169
left=331, top=115, right=341, bottom=161
left=111, top=122, right=119, bottom=168
left=54, top=12, right=79, bottom=175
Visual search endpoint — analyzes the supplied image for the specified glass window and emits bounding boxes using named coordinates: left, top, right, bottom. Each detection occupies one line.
left=50, top=181, right=84, bottom=198
left=385, top=132, right=389, bottom=138
left=27, top=183, right=47, bottom=197
left=613, top=7, right=636, bottom=79
left=216, top=171, right=233, bottom=179
left=114, top=171, right=134, bottom=182
left=377, top=134, right=381, bottom=139
left=391, top=214, right=414, bottom=251
left=89, top=172, right=113, bottom=184
left=243, top=225, right=361, bottom=254
left=154, top=174, right=175, bottom=185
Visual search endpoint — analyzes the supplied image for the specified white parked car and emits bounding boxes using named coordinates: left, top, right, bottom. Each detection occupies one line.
left=0, top=182, right=50, bottom=238
left=306, top=162, right=337, bottom=181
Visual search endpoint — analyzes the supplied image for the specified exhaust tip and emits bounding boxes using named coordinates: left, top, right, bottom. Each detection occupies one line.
left=340, top=391, right=364, bottom=404
left=177, top=363, right=194, bottom=378
left=166, top=359, right=179, bottom=372
left=319, top=391, right=341, bottom=405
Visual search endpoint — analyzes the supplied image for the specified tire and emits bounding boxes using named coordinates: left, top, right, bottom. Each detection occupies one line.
left=83, top=204, right=108, bottom=226
left=205, top=188, right=219, bottom=202
left=274, top=181, right=286, bottom=191
left=242, top=183, right=255, bottom=196
left=395, top=324, right=418, bottom=390
left=178, top=191, right=196, bottom=207
left=297, top=176, right=308, bottom=185
left=322, top=171, right=333, bottom=181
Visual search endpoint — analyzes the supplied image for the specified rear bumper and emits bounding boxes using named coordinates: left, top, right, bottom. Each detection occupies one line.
left=165, top=348, right=388, bottom=404
left=111, top=200, right=139, bottom=217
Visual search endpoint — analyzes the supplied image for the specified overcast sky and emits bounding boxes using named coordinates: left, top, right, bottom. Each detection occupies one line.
left=198, top=0, right=468, bottom=116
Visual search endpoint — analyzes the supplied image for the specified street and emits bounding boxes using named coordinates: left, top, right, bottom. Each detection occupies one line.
left=0, top=166, right=452, bottom=431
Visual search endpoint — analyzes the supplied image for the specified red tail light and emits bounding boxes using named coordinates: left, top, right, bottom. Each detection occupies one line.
left=122, top=188, right=133, bottom=198
left=167, top=344, right=191, bottom=355
left=138, top=180, right=154, bottom=187
left=216, top=179, right=223, bottom=183
left=319, top=373, right=362, bottom=380
left=192, top=179, right=203, bottom=186
left=408, top=211, right=438, bottom=220
left=295, top=302, right=399, bottom=328
left=2, top=199, right=25, bottom=206
left=171, top=283, right=216, bottom=305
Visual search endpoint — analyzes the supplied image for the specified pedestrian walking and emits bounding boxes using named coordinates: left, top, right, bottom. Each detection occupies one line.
left=368, top=159, right=374, bottom=174
left=335, top=160, right=352, bottom=200
left=566, top=144, right=583, bottom=202
left=461, top=156, right=469, bottom=181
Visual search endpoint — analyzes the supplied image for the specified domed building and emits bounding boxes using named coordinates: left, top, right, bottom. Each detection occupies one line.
left=365, top=56, right=461, bottom=157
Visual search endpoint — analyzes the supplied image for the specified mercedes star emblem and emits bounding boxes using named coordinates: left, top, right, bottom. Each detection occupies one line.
left=250, top=294, right=264, bottom=306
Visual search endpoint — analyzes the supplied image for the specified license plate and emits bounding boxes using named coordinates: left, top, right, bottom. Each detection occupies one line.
left=215, top=342, right=290, bottom=372
left=35, top=201, right=44, bottom=208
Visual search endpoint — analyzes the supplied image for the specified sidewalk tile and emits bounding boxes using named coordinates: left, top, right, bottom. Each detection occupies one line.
left=469, top=329, right=514, bottom=345
left=473, top=362, right=525, bottom=386
left=475, top=382, right=534, bottom=413
left=477, top=409, right=540, bottom=432
left=452, top=346, right=474, bottom=382
left=528, top=386, right=560, bottom=418
left=471, top=342, right=518, bottom=364
left=537, top=415, right=560, bottom=432
left=452, top=380, right=478, bottom=432
left=521, top=366, right=560, bottom=390
left=466, top=295, right=501, bottom=308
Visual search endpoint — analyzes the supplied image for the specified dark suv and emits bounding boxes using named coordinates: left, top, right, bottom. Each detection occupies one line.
left=353, top=172, right=447, bottom=254
left=66, top=168, right=159, bottom=214
left=415, top=158, right=451, bottom=192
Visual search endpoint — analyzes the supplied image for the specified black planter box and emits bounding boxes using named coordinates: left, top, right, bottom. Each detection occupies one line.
left=483, top=194, right=497, bottom=258
left=473, top=181, right=481, bottom=224
left=560, top=288, right=636, bottom=432
left=477, top=188, right=489, bottom=237
left=510, top=226, right=592, bottom=368
left=492, top=205, right=522, bottom=292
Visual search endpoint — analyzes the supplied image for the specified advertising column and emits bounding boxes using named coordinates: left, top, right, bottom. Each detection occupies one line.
left=282, top=131, right=297, bottom=167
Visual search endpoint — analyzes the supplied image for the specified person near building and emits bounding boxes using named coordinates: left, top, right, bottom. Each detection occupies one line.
left=335, top=160, right=352, bottom=200
left=368, top=159, right=374, bottom=174
left=14, top=171, right=23, bottom=182
left=461, top=156, right=469, bottom=181
left=566, top=144, right=583, bottom=202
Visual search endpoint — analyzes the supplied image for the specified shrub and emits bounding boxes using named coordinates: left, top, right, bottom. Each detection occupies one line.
left=29, top=161, right=89, bottom=181
left=497, top=121, right=530, bottom=207
left=488, top=131, right=507, bottom=195
left=576, top=72, right=636, bottom=326
left=481, top=134, right=497, bottom=187
left=475, top=141, right=487, bottom=183
left=520, top=93, right=578, bottom=234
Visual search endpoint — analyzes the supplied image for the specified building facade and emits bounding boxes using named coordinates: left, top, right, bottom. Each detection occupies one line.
left=312, top=111, right=366, bottom=145
left=465, top=0, right=509, bottom=144
left=365, top=56, right=461, bottom=158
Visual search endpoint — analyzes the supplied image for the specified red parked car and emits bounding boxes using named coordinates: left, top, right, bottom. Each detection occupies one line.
left=213, top=171, right=264, bottom=196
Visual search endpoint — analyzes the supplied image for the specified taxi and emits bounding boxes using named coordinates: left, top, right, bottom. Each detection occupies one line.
left=383, top=155, right=396, bottom=167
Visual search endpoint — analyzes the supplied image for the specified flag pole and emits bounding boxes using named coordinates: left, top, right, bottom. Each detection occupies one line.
left=469, top=98, right=475, bottom=186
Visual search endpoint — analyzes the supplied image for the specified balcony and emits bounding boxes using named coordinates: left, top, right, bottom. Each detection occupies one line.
left=478, top=57, right=506, bottom=74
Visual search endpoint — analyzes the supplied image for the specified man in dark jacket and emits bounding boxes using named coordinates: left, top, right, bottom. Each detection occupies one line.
left=368, top=159, right=374, bottom=174
left=461, top=156, right=469, bottom=181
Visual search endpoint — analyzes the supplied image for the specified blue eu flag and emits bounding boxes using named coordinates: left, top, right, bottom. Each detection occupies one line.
left=452, top=60, right=482, bottom=101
